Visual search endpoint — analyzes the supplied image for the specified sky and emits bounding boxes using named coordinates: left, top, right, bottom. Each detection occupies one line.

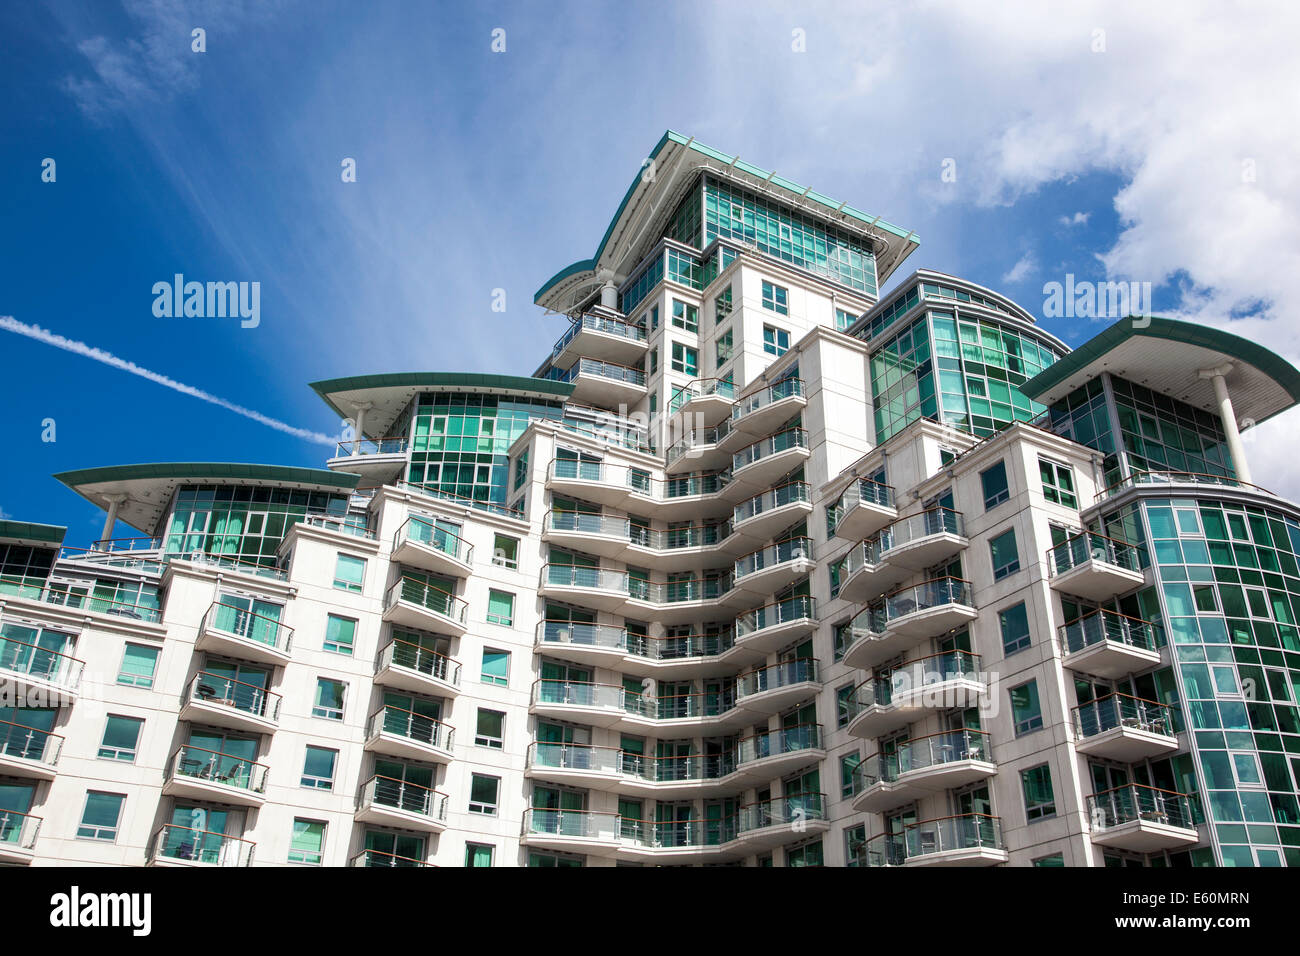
left=2, top=0, right=1298, bottom=546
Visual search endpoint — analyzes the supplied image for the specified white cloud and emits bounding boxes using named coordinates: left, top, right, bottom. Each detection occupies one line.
left=1002, top=252, right=1036, bottom=283
left=1059, top=212, right=1090, bottom=227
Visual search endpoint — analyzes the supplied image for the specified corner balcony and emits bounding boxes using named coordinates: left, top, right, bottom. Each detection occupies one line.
left=617, top=752, right=736, bottom=798
left=731, top=379, right=807, bottom=437
left=628, top=575, right=746, bottom=626
left=195, top=601, right=293, bottom=666
left=546, top=458, right=638, bottom=509
left=543, top=511, right=630, bottom=559
left=734, top=595, right=818, bottom=655
left=735, top=659, right=820, bottom=716
left=732, top=481, right=813, bottom=542
left=1087, top=784, right=1198, bottom=851
left=732, top=723, right=824, bottom=783
left=383, top=576, right=469, bottom=636
left=732, top=537, right=816, bottom=597
left=621, top=688, right=746, bottom=734
left=530, top=679, right=625, bottom=727
left=553, top=357, right=647, bottom=407
left=0, top=811, right=40, bottom=865
left=1073, top=693, right=1179, bottom=761
left=1047, top=531, right=1145, bottom=601
left=852, top=729, right=996, bottom=813
left=355, top=775, right=449, bottom=834
left=535, top=620, right=629, bottom=669
left=835, top=537, right=908, bottom=604
left=364, top=706, right=455, bottom=764
left=860, top=815, right=1008, bottom=867
left=735, top=793, right=830, bottom=852
left=624, top=631, right=738, bottom=680
left=149, top=825, right=255, bottom=867
left=180, top=672, right=281, bottom=734
left=877, top=507, right=968, bottom=572
left=551, top=313, right=649, bottom=367
left=673, top=377, right=739, bottom=427
left=0, top=636, right=84, bottom=705
left=655, top=471, right=733, bottom=521
left=878, top=577, right=978, bottom=649
left=665, top=421, right=736, bottom=475
left=539, top=564, right=630, bottom=612
left=627, top=522, right=740, bottom=572
left=730, top=428, right=811, bottom=492
left=373, top=638, right=461, bottom=697
left=829, top=477, right=898, bottom=541
left=1059, top=609, right=1163, bottom=679
left=391, top=516, right=474, bottom=578
left=162, top=745, right=269, bottom=808
left=846, top=651, right=985, bottom=739
left=0, top=719, right=62, bottom=780
left=326, top=437, right=408, bottom=481
left=616, top=817, right=729, bottom=862
left=525, top=742, right=623, bottom=790
left=840, top=606, right=895, bottom=670
left=521, top=808, right=620, bottom=856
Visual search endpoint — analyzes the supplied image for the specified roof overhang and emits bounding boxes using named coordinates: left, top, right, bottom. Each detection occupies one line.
left=52, top=463, right=361, bottom=536
left=534, top=130, right=920, bottom=314
left=1021, top=317, right=1300, bottom=426
left=0, top=520, right=66, bottom=548
left=309, top=373, right=574, bottom=439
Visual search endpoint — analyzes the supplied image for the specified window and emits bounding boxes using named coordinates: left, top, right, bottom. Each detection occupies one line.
left=77, top=791, right=125, bottom=841
left=1039, top=458, right=1078, bottom=508
left=671, top=342, right=698, bottom=375
left=845, top=823, right=868, bottom=865
left=716, top=329, right=733, bottom=368
left=671, top=299, right=698, bottom=333
left=648, top=392, right=657, bottom=416
left=835, top=308, right=856, bottom=331
left=469, top=774, right=500, bottom=815
left=289, top=819, right=326, bottom=865
left=1022, top=764, right=1056, bottom=821
left=650, top=304, right=659, bottom=330
left=715, top=286, right=733, bottom=322
left=481, top=649, right=509, bottom=686
left=513, top=448, right=529, bottom=491
left=475, top=708, right=505, bottom=748
left=1009, top=680, right=1043, bottom=735
left=761, top=280, right=788, bottom=315
left=650, top=346, right=658, bottom=374
left=836, top=684, right=856, bottom=728
left=465, top=843, right=495, bottom=867
left=762, top=325, right=789, bottom=356
left=786, top=839, right=822, bottom=866
left=312, top=678, right=346, bottom=720
left=117, top=643, right=159, bottom=688
left=840, top=752, right=862, bottom=800
left=1033, top=853, right=1065, bottom=867
left=301, top=745, right=338, bottom=789
left=492, top=534, right=519, bottom=570
left=981, top=460, right=1009, bottom=509
left=990, top=527, right=1021, bottom=580
left=333, top=554, right=366, bottom=592
left=833, top=621, right=852, bottom=662
left=486, top=589, right=515, bottom=627
left=98, top=715, right=144, bottom=761
left=999, top=602, right=1031, bottom=655
left=323, top=614, right=357, bottom=656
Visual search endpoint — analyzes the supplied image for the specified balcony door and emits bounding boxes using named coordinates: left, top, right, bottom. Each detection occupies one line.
left=165, top=804, right=244, bottom=864
left=374, top=758, right=435, bottom=814
left=185, top=729, right=258, bottom=785
left=364, top=829, right=424, bottom=865
left=0, top=782, right=34, bottom=845
left=213, top=593, right=282, bottom=644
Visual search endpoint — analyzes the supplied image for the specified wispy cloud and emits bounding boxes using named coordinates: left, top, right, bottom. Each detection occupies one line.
left=1058, top=211, right=1090, bottom=227
left=1002, top=252, right=1036, bottom=283
left=0, top=316, right=337, bottom=445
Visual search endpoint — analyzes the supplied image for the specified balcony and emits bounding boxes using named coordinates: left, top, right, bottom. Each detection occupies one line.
left=149, top=825, right=255, bottom=867
left=852, top=730, right=996, bottom=813
left=349, top=849, right=431, bottom=867
left=733, top=723, right=824, bottom=782
left=1074, top=693, right=1179, bottom=762
left=0, top=635, right=84, bottom=705
left=162, top=745, right=269, bottom=808
left=829, top=477, right=898, bottom=541
left=0, top=719, right=62, bottom=780
left=734, top=595, right=818, bottom=655
left=180, top=672, right=281, bottom=734
left=862, top=815, right=1008, bottom=867
left=733, top=536, right=816, bottom=597
left=654, top=472, right=733, bottom=520
left=735, top=659, right=820, bottom=715
left=546, top=458, right=634, bottom=508
left=622, top=687, right=748, bottom=733
left=0, top=810, right=40, bottom=864
left=673, top=377, right=739, bottom=427
left=627, top=522, right=741, bottom=571
left=732, top=481, right=813, bottom=542
left=391, top=516, right=474, bottom=577
left=735, top=793, right=830, bottom=851
left=383, top=576, right=469, bottom=635
left=522, top=808, right=620, bottom=855
left=551, top=313, right=649, bottom=367
left=539, top=564, right=630, bottom=612
left=1087, top=784, right=1198, bottom=851
left=364, top=705, right=455, bottom=763
left=551, top=357, right=647, bottom=406
left=665, top=420, right=737, bottom=474
left=877, top=507, right=968, bottom=572
left=543, top=511, right=630, bottom=559
left=624, top=631, right=738, bottom=679
left=730, top=428, right=811, bottom=491
left=1059, top=609, right=1163, bottom=679
left=300, top=513, right=375, bottom=541
left=835, top=537, right=907, bottom=604
left=732, top=379, right=807, bottom=437
left=628, top=575, right=746, bottom=625
left=617, top=752, right=736, bottom=798
left=879, top=577, right=978, bottom=648
left=535, top=620, right=628, bottom=668
left=846, top=651, right=985, bottom=739
left=530, top=679, right=625, bottom=727
left=1047, top=531, right=1145, bottom=601
left=355, top=775, right=449, bottom=833
left=373, top=638, right=461, bottom=697
left=525, top=742, right=623, bottom=789
left=195, top=601, right=293, bottom=666
left=326, top=437, right=408, bottom=481
left=841, top=606, right=895, bottom=670
left=616, top=817, right=727, bottom=861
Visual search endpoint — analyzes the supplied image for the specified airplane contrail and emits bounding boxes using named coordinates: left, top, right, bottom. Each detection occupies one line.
left=0, top=316, right=337, bottom=446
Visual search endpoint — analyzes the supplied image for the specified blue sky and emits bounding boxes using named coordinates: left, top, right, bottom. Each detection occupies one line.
left=2, top=0, right=1297, bottom=544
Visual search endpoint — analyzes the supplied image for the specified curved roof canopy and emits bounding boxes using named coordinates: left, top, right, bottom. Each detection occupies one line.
left=534, top=130, right=920, bottom=315
left=309, top=372, right=574, bottom=440
left=0, top=519, right=66, bottom=548
left=53, top=463, right=361, bottom=536
left=1021, top=317, right=1300, bottom=426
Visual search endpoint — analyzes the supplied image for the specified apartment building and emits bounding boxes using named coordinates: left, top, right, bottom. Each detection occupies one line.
left=2, top=130, right=1299, bottom=867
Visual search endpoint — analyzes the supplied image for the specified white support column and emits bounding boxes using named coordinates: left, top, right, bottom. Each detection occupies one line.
left=1199, top=363, right=1252, bottom=484
left=352, top=402, right=373, bottom=456
left=100, top=494, right=126, bottom=546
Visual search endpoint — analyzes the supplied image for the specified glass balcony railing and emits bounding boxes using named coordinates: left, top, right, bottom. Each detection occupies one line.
left=550, top=313, right=648, bottom=362
left=879, top=507, right=965, bottom=553
left=1096, top=470, right=1275, bottom=503
left=841, top=536, right=885, bottom=579
left=635, top=522, right=731, bottom=551
left=545, top=357, right=646, bottom=388
left=525, top=808, right=618, bottom=840
left=376, top=638, right=461, bottom=685
left=151, top=825, right=255, bottom=866
left=547, top=511, right=630, bottom=539
left=732, top=379, right=806, bottom=421
left=638, top=576, right=734, bottom=604
left=881, top=577, right=974, bottom=624
left=359, top=774, right=449, bottom=821
left=827, top=477, right=896, bottom=534
left=333, top=437, right=408, bottom=457
left=538, top=620, right=628, bottom=653
left=302, top=513, right=374, bottom=539
left=367, top=705, right=455, bottom=751
left=883, top=728, right=991, bottom=781
left=385, top=576, right=468, bottom=624
left=204, top=601, right=293, bottom=653
left=736, top=659, right=819, bottom=699
left=185, top=672, right=281, bottom=723
left=859, top=814, right=1006, bottom=866
left=850, top=651, right=982, bottom=713
left=1074, top=693, right=1174, bottom=740
left=397, top=516, right=474, bottom=564
left=543, top=564, right=630, bottom=594
left=737, top=793, right=826, bottom=833
left=528, top=742, right=621, bottom=774
left=732, top=428, right=809, bottom=472
left=1088, top=784, right=1195, bottom=830
left=624, top=689, right=737, bottom=721
left=1048, top=530, right=1141, bottom=576
left=736, top=595, right=817, bottom=640
left=618, top=751, right=736, bottom=784
left=533, top=679, right=624, bottom=711
left=735, top=723, right=822, bottom=765
left=733, top=481, right=811, bottom=526
left=666, top=419, right=734, bottom=462
left=0, top=810, right=40, bottom=852
left=0, top=717, right=63, bottom=766
left=550, top=458, right=609, bottom=483
left=630, top=630, right=736, bottom=661
left=1060, top=609, right=1163, bottom=656
left=168, top=745, right=268, bottom=794
left=2, top=578, right=163, bottom=624
left=734, top=536, right=814, bottom=580
left=0, top=634, right=84, bottom=693
left=350, top=849, right=429, bottom=867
